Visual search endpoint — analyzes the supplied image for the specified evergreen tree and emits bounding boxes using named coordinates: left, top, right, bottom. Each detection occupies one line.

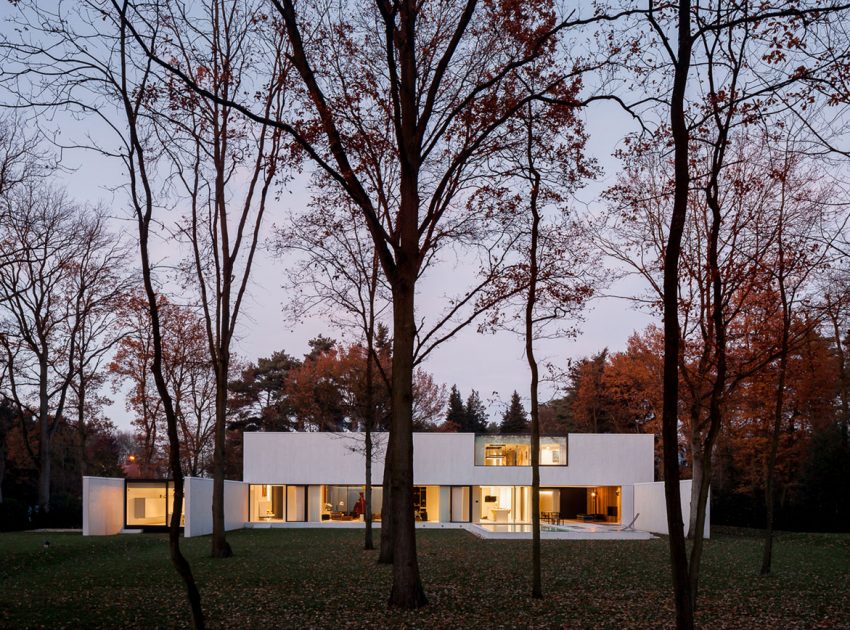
left=500, top=391, right=529, bottom=433
left=306, top=335, right=336, bottom=360
left=228, top=350, right=301, bottom=432
left=375, top=323, right=392, bottom=356
left=444, top=385, right=466, bottom=431
left=463, top=390, right=489, bottom=433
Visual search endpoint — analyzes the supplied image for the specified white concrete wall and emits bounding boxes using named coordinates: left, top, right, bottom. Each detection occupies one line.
left=620, top=484, right=635, bottom=527
left=82, top=476, right=124, bottom=536
left=185, top=477, right=211, bottom=537
left=184, top=478, right=247, bottom=538
left=633, top=480, right=710, bottom=538
left=243, top=432, right=655, bottom=487
left=227, top=480, right=249, bottom=530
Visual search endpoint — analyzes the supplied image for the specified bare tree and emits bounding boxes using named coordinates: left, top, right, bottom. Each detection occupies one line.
left=0, top=186, right=124, bottom=513
left=625, top=1, right=850, bottom=626
left=757, top=141, right=840, bottom=575
left=151, top=0, right=291, bottom=558
left=275, top=204, right=390, bottom=552
left=111, top=293, right=218, bottom=477
left=476, top=85, right=598, bottom=598
left=0, top=114, right=53, bottom=199
left=824, top=288, right=850, bottom=448
left=66, top=214, right=131, bottom=476
left=114, top=0, right=647, bottom=607
left=0, top=2, right=206, bottom=624
left=110, top=293, right=166, bottom=476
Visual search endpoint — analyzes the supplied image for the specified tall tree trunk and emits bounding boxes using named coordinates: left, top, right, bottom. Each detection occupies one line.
left=137, top=200, right=205, bottom=630
left=760, top=340, right=788, bottom=575
left=662, top=0, right=695, bottom=626
left=687, top=447, right=703, bottom=538
left=685, top=125, right=728, bottom=613
left=38, top=359, right=51, bottom=514
left=524, top=111, right=543, bottom=599
left=38, top=421, right=51, bottom=514
left=138, top=204, right=205, bottom=630
left=77, top=374, right=88, bottom=477
left=0, top=423, right=6, bottom=503
left=378, top=436, right=393, bottom=564
left=364, top=246, right=381, bottom=552
left=687, top=441, right=716, bottom=609
left=211, top=362, right=232, bottom=558
left=117, top=6, right=204, bottom=624
left=527, top=274, right=542, bottom=602
left=828, top=305, right=849, bottom=448
left=387, top=279, right=427, bottom=609
left=688, top=126, right=727, bottom=614
left=684, top=397, right=703, bottom=539
left=364, top=335, right=375, bottom=551
left=762, top=239, right=790, bottom=576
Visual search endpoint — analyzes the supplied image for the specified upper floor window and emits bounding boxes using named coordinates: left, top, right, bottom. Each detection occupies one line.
left=474, top=435, right=567, bottom=466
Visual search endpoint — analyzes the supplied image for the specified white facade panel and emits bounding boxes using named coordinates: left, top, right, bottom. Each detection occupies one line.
left=633, top=480, right=710, bottom=538
left=243, top=431, right=655, bottom=487
left=243, top=432, right=388, bottom=484
left=82, top=476, right=124, bottom=536
left=185, top=477, right=248, bottom=538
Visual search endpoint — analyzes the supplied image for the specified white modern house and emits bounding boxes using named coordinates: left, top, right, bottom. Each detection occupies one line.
left=82, top=432, right=708, bottom=538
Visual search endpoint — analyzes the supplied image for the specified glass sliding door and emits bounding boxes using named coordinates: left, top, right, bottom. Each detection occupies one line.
left=515, top=486, right=531, bottom=523
left=477, top=486, right=532, bottom=524
left=479, top=486, right=505, bottom=522
left=413, top=486, right=440, bottom=522
left=286, top=485, right=306, bottom=522
left=539, top=488, right=561, bottom=522
left=249, top=484, right=285, bottom=522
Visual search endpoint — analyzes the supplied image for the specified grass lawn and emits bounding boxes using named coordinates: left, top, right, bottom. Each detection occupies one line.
left=1, top=527, right=848, bottom=629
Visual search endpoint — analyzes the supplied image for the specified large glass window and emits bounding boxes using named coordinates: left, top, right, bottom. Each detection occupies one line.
left=287, top=485, right=306, bottom=522
left=247, top=484, right=309, bottom=522
left=474, top=435, right=567, bottom=466
left=555, top=486, right=622, bottom=523
left=478, top=486, right=531, bottom=523
left=249, top=484, right=285, bottom=522
left=322, top=485, right=382, bottom=521
left=413, top=486, right=440, bottom=522
left=125, top=481, right=183, bottom=528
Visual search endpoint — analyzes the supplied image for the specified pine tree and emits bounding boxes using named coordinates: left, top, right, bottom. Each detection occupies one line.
left=305, top=335, right=336, bottom=360
left=444, top=385, right=466, bottom=431
left=500, top=391, right=529, bottom=434
left=464, top=390, right=489, bottom=433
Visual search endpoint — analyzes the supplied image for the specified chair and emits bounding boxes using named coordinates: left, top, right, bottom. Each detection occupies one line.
left=616, top=513, right=640, bottom=531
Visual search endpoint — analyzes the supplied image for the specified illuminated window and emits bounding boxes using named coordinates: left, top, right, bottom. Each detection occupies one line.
left=321, top=485, right=382, bottom=521
left=125, top=480, right=184, bottom=529
left=249, top=484, right=284, bottom=522
left=474, top=435, right=567, bottom=466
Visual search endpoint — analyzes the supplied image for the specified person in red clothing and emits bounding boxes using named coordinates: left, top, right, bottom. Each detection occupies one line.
left=353, top=492, right=366, bottom=518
